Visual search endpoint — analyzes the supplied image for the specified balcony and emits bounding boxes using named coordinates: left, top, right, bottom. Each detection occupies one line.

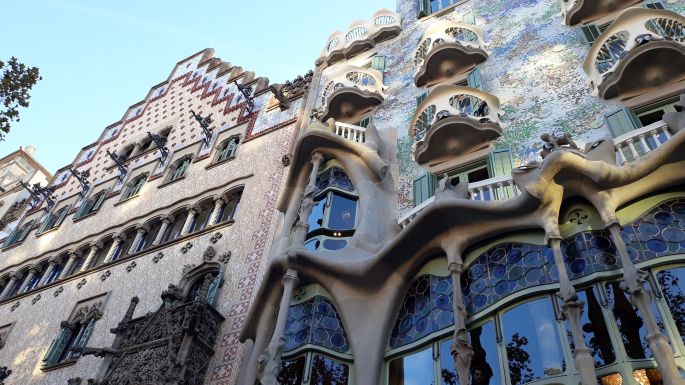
left=413, top=20, right=488, bottom=87
left=320, top=65, right=385, bottom=122
left=559, top=0, right=641, bottom=26
left=319, top=9, right=402, bottom=65
left=614, top=120, right=673, bottom=163
left=584, top=8, right=685, bottom=101
left=410, top=84, right=502, bottom=173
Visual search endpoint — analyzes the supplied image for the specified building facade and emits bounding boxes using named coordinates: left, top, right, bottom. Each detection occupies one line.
left=2, top=0, right=685, bottom=385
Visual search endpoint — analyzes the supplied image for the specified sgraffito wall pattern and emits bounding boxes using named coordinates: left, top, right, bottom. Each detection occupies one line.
left=316, top=0, right=685, bottom=214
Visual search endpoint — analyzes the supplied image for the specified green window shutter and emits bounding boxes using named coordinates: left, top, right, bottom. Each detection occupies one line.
left=371, top=56, right=386, bottom=74
left=418, top=0, right=431, bottom=18
left=56, top=206, right=70, bottom=227
left=70, top=319, right=96, bottom=359
left=467, top=67, right=483, bottom=90
left=581, top=25, right=602, bottom=45
left=644, top=1, right=665, bottom=9
left=416, top=93, right=427, bottom=107
left=606, top=108, right=641, bottom=138
left=207, top=268, right=225, bottom=306
left=487, top=148, right=514, bottom=177
left=92, top=191, right=107, bottom=212
left=413, top=172, right=438, bottom=206
left=43, top=327, right=73, bottom=366
left=461, top=11, right=476, bottom=25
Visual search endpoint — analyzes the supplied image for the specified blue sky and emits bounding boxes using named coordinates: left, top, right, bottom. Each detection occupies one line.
left=1, top=0, right=395, bottom=173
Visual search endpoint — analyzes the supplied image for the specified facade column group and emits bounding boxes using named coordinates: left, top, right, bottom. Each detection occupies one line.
left=18, top=265, right=40, bottom=293
left=103, top=235, right=125, bottom=264
left=180, top=207, right=199, bottom=237
left=80, top=243, right=101, bottom=272
left=152, top=216, right=173, bottom=246
left=0, top=273, right=23, bottom=299
left=209, top=197, right=225, bottom=226
left=127, top=226, right=148, bottom=255
left=58, top=252, right=81, bottom=280
left=38, top=258, right=60, bottom=286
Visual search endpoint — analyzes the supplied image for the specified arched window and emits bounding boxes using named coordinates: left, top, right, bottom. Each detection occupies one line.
left=215, top=136, right=239, bottom=163
left=38, top=205, right=71, bottom=233
left=24, top=262, right=47, bottom=292
left=138, top=136, right=153, bottom=153
left=218, top=189, right=243, bottom=224
left=118, top=144, right=135, bottom=162
left=3, top=219, right=35, bottom=248
left=163, top=210, right=188, bottom=242
left=123, top=174, right=148, bottom=200
left=192, top=200, right=214, bottom=233
left=167, top=156, right=191, bottom=182
left=75, top=190, right=107, bottom=219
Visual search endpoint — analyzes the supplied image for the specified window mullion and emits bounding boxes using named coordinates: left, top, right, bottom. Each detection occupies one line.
left=303, top=352, right=314, bottom=384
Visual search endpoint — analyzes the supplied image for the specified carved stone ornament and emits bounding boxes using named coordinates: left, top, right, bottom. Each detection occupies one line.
left=567, top=208, right=590, bottom=225
left=153, top=252, right=164, bottom=263
left=292, top=287, right=307, bottom=301
left=219, top=251, right=232, bottom=264
left=181, top=242, right=193, bottom=254
left=72, top=301, right=104, bottom=323
left=100, top=270, right=111, bottom=282
left=182, top=264, right=197, bottom=276
left=125, top=261, right=137, bottom=273
left=77, top=279, right=87, bottom=289
left=203, top=246, right=217, bottom=262
left=210, top=232, right=222, bottom=244
left=67, top=377, right=82, bottom=385
left=53, top=286, right=64, bottom=297
left=31, top=294, right=41, bottom=305
left=539, top=131, right=580, bottom=159
left=0, top=198, right=27, bottom=230
left=10, top=302, right=19, bottom=312
left=281, top=154, right=292, bottom=167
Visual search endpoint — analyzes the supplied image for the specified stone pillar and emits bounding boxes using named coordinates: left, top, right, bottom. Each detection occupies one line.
left=127, top=226, right=147, bottom=255
left=0, top=273, right=22, bottom=299
left=448, top=261, right=474, bottom=385
left=152, top=216, right=173, bottom=246
left=290, top=153, right=324, bottom=247
left=38, top=258, right=60, bottom=286
left=103, top=235, right=125, bottom=264
left=180, top=207, right=199, bottom=236
left=209, top=197, right=226, bottom=226
left=607, top=223, right=684, bottom=385
left=80, top=243, right=101, bottom=272
left=549, top=238, right=598, bottom=385
left=257, top=269, right=299, bottom=385
left=59, top=252, right=81, bottom=279
left=18, top=265, right=40, bottom=293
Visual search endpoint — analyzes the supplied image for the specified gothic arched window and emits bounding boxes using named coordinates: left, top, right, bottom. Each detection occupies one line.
left=215, top=136, right=239, bottom=163
left=122, top=174, right=148, bottom=200
left=167, top=156, right=192, bottom=183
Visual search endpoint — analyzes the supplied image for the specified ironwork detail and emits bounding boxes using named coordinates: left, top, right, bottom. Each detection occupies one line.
left=235, top=81, right=255, bottom=114
left=190, top=110, right=214, bottom=147
left=106, top=149, right=129, bottom=181
left=20, top=181, right=57, bottom=212
left=147, top=131, right=169, bottom=164
left=68, top=167, right=91, bottom=197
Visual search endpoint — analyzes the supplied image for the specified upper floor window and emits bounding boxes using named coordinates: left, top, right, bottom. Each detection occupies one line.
left=122, top=174, right=148, bottom=200
left=75, top=190, right=107, bottom=219
left=3, top=219, right=35, bottom=248
left=38, top=205, right=71, bottom=234
left=215, top=137, right=239, bottom=163
left=167, top=157, right=191, bottom=183
left=118, top=145, right=135, bottom=162
left=218, top=190, right=242, bottom=224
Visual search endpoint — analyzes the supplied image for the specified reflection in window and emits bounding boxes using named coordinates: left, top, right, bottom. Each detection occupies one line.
left=605, top=281, right=666, bottom=359
left=278, top=356, right=305, bottom=385
left=656, top=268, right=685, bottom=344
left=564, top=287, right=615, bottom=367
left=388, top=346, right=433, bottom=385
left=328, top=194, right=357, bottom=230
left=310, top=354, right=349, bottom=385
left=633, top=368, right=663, bottom=385
left=469, top=322, right=501, bottom=385
left=309, top=198, right=327, bottom=232
left=501, top=297, right=565, bottom=385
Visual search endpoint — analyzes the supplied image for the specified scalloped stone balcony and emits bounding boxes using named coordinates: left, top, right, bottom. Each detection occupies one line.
left=559, top=0, right=641, bottom=26
left=319, top=9, right=402, bottom=65
left=413, top=20, right=488, bottom=88
left=410, top=85, right=502, bottom=173
left=320, top=65, right=385, bottom=122
left=584, top=8, right=685, bottom=101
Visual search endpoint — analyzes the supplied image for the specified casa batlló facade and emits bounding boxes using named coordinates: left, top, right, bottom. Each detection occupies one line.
left=2, top=0, right=685, bottom=384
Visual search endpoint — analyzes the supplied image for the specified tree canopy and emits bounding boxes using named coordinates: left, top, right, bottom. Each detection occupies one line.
left=0, top=57, right=41, bottom=140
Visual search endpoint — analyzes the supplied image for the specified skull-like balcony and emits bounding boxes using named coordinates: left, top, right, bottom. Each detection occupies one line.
left=414, top=21, right=488, bottom=88
left=410, top=85, right=502, bottom=173
left=559, top=0, right=641, bottom=26
left=320, top=9, right=402, bottom=65
left=584, top=8, right=685, bottom=101
left=320, top=65, right=385, bottom=123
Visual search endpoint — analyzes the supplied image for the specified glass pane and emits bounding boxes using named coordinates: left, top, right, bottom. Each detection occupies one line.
left=633, top=368, right=663, bottom=385
left=471, top=322, right=501, bottom=385
left=563, top=287, right=616, bottom=367
left=388, top=346, right=434, bottom=385
left=309, top=198, right=327, bottom=233
left=605, top=281, right=666, bottom=359
left=327, top=194, right=357, bottom=230
left=439, top=339, right=458, bottom=385
left=310, top=354, right=350, bottom=385
left=656, top=268, right=685, bottom=344
left=322, top=239, right=347, bottom=251
left=278, top=356, right=306, bottom=385
left=501, top=297, right=565, bottom=385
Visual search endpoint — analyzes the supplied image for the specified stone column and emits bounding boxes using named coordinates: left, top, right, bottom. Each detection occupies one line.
left=607, top=223, right=684, bottom=385
left=290, top=153, right=324, bottom=247
left=127, top=226, right=147, bottom=255
left=209, top=197, right=226, bottom=226
left=180, top=207, right=199, bottom=236
left=152, top=216, right=173, bottom=246
left=18, top=265, right=40, bottom=293
left=0, top=273, right=22, bottom=299
left=80, top=243, right=101, bottom=272
left=448, top=261, right=473, bottom=385
left=103, top=235, right=125, bottom=264
left=59, top=252, right=81, bottom=279
left=258, top=269, right=299, bottom=385
left=38, top=258, right=60, bottom=286
left=549, top=238, right=598, bottom=385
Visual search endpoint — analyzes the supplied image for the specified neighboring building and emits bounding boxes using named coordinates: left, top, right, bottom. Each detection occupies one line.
left=2, top=1, right=685, bottom=385
left=0, top=146, right=52, bottom=242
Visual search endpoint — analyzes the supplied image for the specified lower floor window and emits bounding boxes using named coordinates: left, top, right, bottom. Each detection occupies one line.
left=279, top=353, right=350, bottom=385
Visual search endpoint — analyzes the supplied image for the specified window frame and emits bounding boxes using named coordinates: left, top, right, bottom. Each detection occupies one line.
left=122, top=174, right=148, bottom=200
left=214, top=136, right=240, bottom=164
left=167, top=156, right=192, bottom=183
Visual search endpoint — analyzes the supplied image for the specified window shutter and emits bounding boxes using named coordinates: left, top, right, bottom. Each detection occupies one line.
left=371, top=56, right=386, bottom=74
left=461, top=11, right=476, bottom=25
left=413, top=172, right=438, bottom=206
left=43, top=327, right=72, bottom=366
left=207, top=268, right=225, bottom=306
left=467, top=67, right=483, bottom=90
left=418, top=0, right=431, bottom=18
left=70, top=319, right=96, bottom=359
left=644, top=1, right=665, bottom=9
left=487, top=148, right=514, bottom=177
left=416, top=93, right=428, bottom=107
left=606, top=108, right=641, bottom=138
left=56, top=206, right=70, bottom=227
left=92, top=192, right=106, bottom=212
left=581, top=25, right=602, bottom=45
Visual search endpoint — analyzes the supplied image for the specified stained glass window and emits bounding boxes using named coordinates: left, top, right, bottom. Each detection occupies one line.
left=622, top=199, right=685, bottom=263
left=284, top=296, right=350, bottom=353
left=315, top=167, right=355, bottom=195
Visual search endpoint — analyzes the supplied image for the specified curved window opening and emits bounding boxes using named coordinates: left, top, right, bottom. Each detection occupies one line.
left=123, top=174, right=148, bottom=200
left=167, top=157, right=191, bottom=183
left=75, top=190, right=107, bottom=219
left=138, top=137, right=153, bottom=153
left=215, top=137, right=239, bottom=163
left=192, top=202, right=213, bottom=233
